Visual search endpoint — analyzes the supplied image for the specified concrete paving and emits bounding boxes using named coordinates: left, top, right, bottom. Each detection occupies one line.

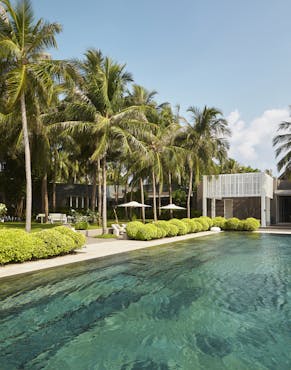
left=0, top=231, right=215, bottom=279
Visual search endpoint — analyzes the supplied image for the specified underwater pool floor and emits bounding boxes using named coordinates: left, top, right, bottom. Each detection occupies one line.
left=0, top=232, right=290, bottom=369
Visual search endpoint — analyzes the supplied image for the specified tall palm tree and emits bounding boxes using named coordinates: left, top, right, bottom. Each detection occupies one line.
left=273, top=119, right=291, bottom=178
left=0, top=0, right=74, bottom=231
left=54, top=50, right=149, bottom=233
left=181, top=106, right=230, bottom=218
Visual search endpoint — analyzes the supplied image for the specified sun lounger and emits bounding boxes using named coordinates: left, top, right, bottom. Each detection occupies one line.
left=111, top=224, right=126, bottom=237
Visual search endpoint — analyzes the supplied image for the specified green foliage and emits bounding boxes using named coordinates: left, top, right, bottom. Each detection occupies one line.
left=126, top=221, right=143, bottom=239
left=0, top=203, right=7, bottom=218
left=193, top=217, right=209, bottom=231
left=54, top=226, right=86, bottom=248
left=191, top=220, right=202, bottom=232
left=0, top=230, right=42, bottom=264
left=168, top=219, right=187, bottom=235
left=199, top=216, right=213, bottom=228
left=74, top=221, right=89, bottom=230
left=0, top=227, right=85, bottom=264
left=182, top=218, right=193, bottom=233
left=135, top=224, right=159, bottom=241
left=242, top=218, right=260, bottom=231
left=154, top=220, right=178, bottom=237
left=224, top=217, right=241, bottom=230
left=212, top=217, right=227, bottom=229
left=35, top=230, right=75, bottom=257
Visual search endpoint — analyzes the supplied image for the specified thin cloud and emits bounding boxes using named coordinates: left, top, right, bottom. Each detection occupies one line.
left=227, top=108, right=290, bottom=174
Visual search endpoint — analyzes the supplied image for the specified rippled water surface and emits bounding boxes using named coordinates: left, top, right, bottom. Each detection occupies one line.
left=0, top=232, right=290, bottom=370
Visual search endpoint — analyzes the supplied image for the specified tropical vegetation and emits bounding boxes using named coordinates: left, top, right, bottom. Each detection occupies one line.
left=0, top=0, right=261, bottom=234
left=126, top=217, right=260, bottom=241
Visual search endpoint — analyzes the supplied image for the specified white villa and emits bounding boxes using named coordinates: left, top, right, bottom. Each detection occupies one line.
left=201, top=172, right=291, bottom=227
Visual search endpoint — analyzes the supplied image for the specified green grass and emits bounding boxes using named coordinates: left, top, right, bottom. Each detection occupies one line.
left=94, top=234, right=118, bottom=239
left=0, top=222, right=62, bottom=232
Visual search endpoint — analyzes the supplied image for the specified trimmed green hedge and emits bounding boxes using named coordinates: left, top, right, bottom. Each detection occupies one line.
left=0, top=227, right=85, bottom=265
left=125, top=216, right=260, bottom=241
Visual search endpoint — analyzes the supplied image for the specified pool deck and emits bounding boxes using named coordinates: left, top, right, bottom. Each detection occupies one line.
left=1, top=228, right=290, bottom=279
left=0, top=231, right=215, bottom=279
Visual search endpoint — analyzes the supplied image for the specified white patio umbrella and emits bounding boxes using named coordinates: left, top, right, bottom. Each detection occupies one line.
left=160, top=203, right=186, bottom=210
left=118, top=201, right=151, bottom=208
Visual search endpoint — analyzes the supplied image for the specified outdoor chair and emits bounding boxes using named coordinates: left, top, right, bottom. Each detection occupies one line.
left=111, top=224, right=126, bottom=237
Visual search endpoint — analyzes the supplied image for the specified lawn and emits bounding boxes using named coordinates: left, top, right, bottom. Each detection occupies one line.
left=0, top=220, right=133, bottom=232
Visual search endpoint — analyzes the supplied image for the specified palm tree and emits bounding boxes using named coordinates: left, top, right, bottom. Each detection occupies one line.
left=273, top=118, right=291, bottom=178
left=0, top=0, right=74, bottom=231
left=181, top=106, right=230, bottom=218
left=54, top=50, right=149, bottom=233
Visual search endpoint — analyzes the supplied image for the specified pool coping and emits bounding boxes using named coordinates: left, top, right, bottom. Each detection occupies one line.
left=0, top=231, right=216, bottom=279
left=1, top=229, right=290, bottom=279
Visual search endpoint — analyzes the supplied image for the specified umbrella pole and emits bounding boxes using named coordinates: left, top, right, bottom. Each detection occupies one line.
left=113, top=207, right=119, bottom=224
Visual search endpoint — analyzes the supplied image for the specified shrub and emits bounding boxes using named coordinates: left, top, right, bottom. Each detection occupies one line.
left=168, top=219, right=187, bottom=235
left=54, top=226, right=86, bottom=248
left=126, top=221, right=143, bottom=239
left=135, top=224, right=158, bottom=241
left=199, top=216, right=213, bottom=228
left=35, top=229, right=75, bottom=257
left=224, top=217, right=241, bottom=230
left=74, top=221, right=89, bottom=230
left=242, top=218, right=260, bottom=231
left=212, top=216, right=227, bottom=229
left=191, top=220, right=203, bottom=232
left=182, top=218, right=194, bottom=233
left=0, top=229, right=40, bottom=264
left=154, top=221, right=171, bottom=236
left=193, top=217, right=209, bottom=231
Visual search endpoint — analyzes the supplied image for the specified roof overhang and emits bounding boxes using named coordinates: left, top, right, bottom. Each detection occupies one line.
left=275, top=190, right=291, bottom=196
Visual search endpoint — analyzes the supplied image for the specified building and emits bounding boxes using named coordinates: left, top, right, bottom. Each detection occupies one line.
left=200, top=172, right=291, bottom=227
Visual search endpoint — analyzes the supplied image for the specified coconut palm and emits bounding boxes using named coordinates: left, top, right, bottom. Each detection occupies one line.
left=181, top=106, right=230, bottom=218
left=0, top=0, right=75, bottom=231
left=273, top=119, right=291, bottom=178
left=53, top=49, right=149, bottom=233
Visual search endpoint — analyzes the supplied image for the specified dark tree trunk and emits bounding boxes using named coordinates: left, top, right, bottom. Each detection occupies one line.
left=187, top=169, right=193, bottom=218
left=152, top=170, right=157, bottom=221
left=41, top=173, right=49, bottom=222
left=158, top=183, right=161, bottom=217
left=102, top=156, right=107, bottom=234
left=140, top=177, right=145, bottom=223
left=91, top=165, right=97, bottom=212
left=52, top=182, right=56, bottom=211
left=168, top=172, right=173, bottom=218
left=20, top=93, right=32, bottom=232
left=124, top=181, right=128, bottom=220
left=97, top=159, right=102, bottom=226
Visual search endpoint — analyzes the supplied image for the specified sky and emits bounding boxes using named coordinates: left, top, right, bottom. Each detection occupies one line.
left=31, top=0, right=291, bottom=175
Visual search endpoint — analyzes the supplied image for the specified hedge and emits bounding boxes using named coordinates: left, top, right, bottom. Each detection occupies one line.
left=0, top=227, right=85, bottom=265
left=125, top=216, right=260, bottom=241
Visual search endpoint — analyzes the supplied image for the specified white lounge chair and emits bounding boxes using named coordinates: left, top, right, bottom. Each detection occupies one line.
left=111, top=224, right=126, bottom=237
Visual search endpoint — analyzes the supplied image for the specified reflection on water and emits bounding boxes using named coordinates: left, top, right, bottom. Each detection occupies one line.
left=0, top=233, right=290, bottom=370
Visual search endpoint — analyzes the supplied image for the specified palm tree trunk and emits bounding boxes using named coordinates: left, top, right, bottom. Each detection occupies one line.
left=187, top=168, right=193, bottom=218
left=102, top=156, right=107, bottom=234
left=20, top=92, right=32, bottom=232
left=41, top=173, right=49, bottom=222
left=52, top=182, right=56, bottom=211
left=158, top=184, right=161, bottom=217
left=124, top=181, right=128, bottom=220
left=91, top=165, right=97, bottom=212
left=140, top=177, right=145, bottom=223
left=152, top=170, right=157, bottom=221
left=97, top=159, right=102, bottom=226
left=168, top=172, right=173, bottom=218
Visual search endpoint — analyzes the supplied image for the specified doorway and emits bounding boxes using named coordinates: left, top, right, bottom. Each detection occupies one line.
left=224, top=199, right=233, bottom=219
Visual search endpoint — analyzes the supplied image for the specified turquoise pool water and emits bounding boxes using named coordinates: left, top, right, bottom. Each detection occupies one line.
left=0, top=233, right=290, bottom=370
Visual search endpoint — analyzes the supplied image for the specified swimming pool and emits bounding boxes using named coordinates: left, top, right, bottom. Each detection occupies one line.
left=0, top=233, right=290, bottom=369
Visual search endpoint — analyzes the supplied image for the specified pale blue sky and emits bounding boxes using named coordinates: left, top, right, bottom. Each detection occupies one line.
left=31, top=0, right=291, bottom=172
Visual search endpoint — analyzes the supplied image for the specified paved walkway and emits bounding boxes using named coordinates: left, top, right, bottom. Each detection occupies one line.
left=0, top=231, right=215, bottom=279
